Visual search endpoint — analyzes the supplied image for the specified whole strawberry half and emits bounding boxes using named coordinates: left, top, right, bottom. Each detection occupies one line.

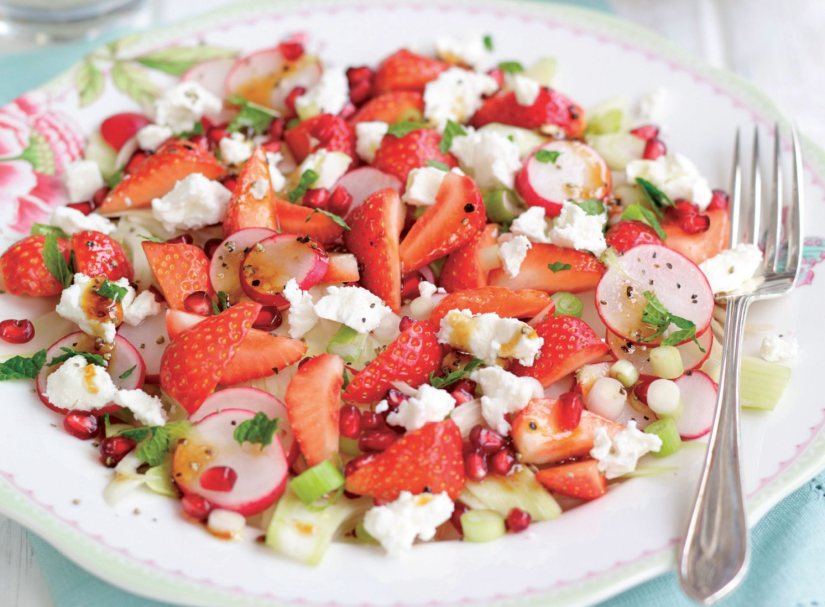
left=272, top=198, right=346, bottom=245
left=372, top=128, right=456, bottom=184
left=0, top=235, right=70, bottom=296
left=605, top=220, right=663, bottom=253
left=439, top=223, right=499, bottom=292
left=535, top=459, right=607, bottom=500
left=489, top=243, right=604, bottom=293
left=284, top=114, right=356, bottom=163
left=71, top=231, right=133, bottom=282
left=373, top=49, right=448, bottom=94
left=471, top=88, right=585, bottom=139
left=142, top=242, right=212, bottom=310
left=223, top=148, right=278, bottom=237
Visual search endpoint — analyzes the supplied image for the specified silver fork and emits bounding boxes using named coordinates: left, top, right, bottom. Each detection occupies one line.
left=678, top=124, right=804, bottom=604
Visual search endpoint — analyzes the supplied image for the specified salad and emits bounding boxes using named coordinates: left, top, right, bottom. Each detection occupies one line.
left=0, top=34, right=797, bottom=561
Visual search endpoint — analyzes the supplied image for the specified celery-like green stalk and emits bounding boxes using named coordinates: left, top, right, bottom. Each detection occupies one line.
left=740, top=356, right=791, bottom=410
left=459, top=467, right=561, bottom=522
left=461, top=510, right=506, bottom=543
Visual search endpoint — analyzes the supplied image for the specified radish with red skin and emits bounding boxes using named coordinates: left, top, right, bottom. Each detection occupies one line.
left=209, top=228, right=277, bottom=303
left=606, top=328, right=713, bottom=375
left=673, top=370, right=718, bottom=439
left=181, top=58, right=236, bottom=123
left=100, top=113, right=150, bottom=152
left=116, top=309, right=170, bottom=383
left=334, top=167, right=401, bottom=217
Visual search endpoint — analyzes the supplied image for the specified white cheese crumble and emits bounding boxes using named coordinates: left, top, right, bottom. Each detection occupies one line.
left=547, top=200, right=608, bottom=257
left=282, top=278, right=319, bottom=339
left=45, top=356, right=117, bottom=412
left=63, top=160, right=104, bottom=203
left=314, top=285, right=393, bottom=334
left=635, top=88, right=669, bottom=124
left=250, top=178, right=269, bottom=200
left=497, top=234, right=531, bottom=277
left=507, top=73, right=541, bottom=106
left=471, top=365, right=544, bottom=435
left=219, top=132, right=253, bottom=166
left=113, top=389, right=167, bottom=427
left=295, top=67, right=350, bottom=120
left=424, top=67, right=498, bottom=130
left=759, top=334, right=799, bottom=362
left=153, top=81, right=222, bottom=134
left=56, top=274, right=132, bottom=343
left=450, top=127, right=521, bottom=190
left=402, top=166, right=462, bottom=206
left=50, top=206, right=115, bottom=236
left=510, top=206, right=552, bottom=243
left=122, top=290, right=162, bottom=326
left=698, top=243, right=763, bottom=294
left=626, top=153, right=712, bottom=210
left=434, top=34, right=489, bottom=69
left=409, top=280, right=446, bottom=320
left=387, top=384, right=456, bottom=431
left=363, top=491, right=454, bottom=555
left=266, top=151, right=287, bottom=192
left=136, top=124, right=173, bottom=152
left=437, top=309, right=544, bottom=367
left=355, top=121, right=389, bottom=163
left=151, top=173, right=232, bottom=233
left=590, top=420, right=662, bottom=479
left=298, top=149, right=352, bottom=190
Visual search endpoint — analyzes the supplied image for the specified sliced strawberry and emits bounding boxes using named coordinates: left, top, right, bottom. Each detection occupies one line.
left=159, top=301, right=259, bottom=414
left=98, top=139, right=225, bottom=214
left=142, top=242, right=212, bottom=310
left=100, top=112, right=150, bottom=152
left=284, top=114, right=356, bottom=163
left=322, top=253, right=360, bottom=283
left=511, top=315, right=609, bottom=387
left=0, top=235, right=70, bottom=296
left=373, top=49, right=448, bottom=94
left=470, top=88, right=585, bottom=139
left=284, top=353, right=343, bottom=466
left=372, top=128, right=456, bottom=185
left=223, top=148, right=278, bottom=236
left=71, top=231, right=133, bottom=281
left=489, top=243, right=604, bottom=293
left=511, top=398, right=621, bottom=465
left=345, top=419, right=465, bottom=501
left=535, top=460, right=607, bottom=501
left=349, top=91, right=424, bottom=125
left=399, top=172, right=485, bottom=272
left=343, top=320, right=440, bottom=405
left=605, top=220, right=663, bottom=253
left=272, top=197, right=345, bottom=245
left=663, top=208, right=730, bottom=265
left=439, top=223, right=499, bottom=292
left=343, top=188, right=404, bottom=312
left=430, top=286, right=552, bottom=325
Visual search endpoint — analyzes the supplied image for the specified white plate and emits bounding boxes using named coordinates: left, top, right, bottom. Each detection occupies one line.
left=1, top=1, right=825, bottom=606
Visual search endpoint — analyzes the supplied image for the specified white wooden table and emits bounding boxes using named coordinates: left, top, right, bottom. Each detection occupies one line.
left=1, top=0, right=823, bottom=605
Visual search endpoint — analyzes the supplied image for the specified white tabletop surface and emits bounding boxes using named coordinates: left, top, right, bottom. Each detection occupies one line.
left=0, top=0, right=823, bottom=605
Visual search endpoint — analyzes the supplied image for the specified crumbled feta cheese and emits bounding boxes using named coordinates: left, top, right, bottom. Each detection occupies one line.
left=298, top=149, right=352, bottom=189
left=590, top=421, right=662, bottom=479
left=355, top=121, right=389, bottom=163
left=626, top=153, right=712, bottom=210
left=63, top=160, right=104, bottom=203
left=438, top=309, right=544, bottom=366
left=295, top=68, right=349, bottom=120
left=136, top=124, right=173, bottom=152
left=510, top=206, right=552, bottom=243
left=471, top=365, right=543, bottom=435
left=206, top=508, right=246, bottom=539
left=266, top=151, right=287, bottom=192
left=50, top=206, right=115, bottom=236
left=314, top=285, right=393, bottom=333
left=507, top=73, right=541, bottom=106
left=759, top=334, right=799, bottom=362
left=113, top=389, right=167, bottom=427
left=635, top=88, right=668, bottom=124
left=375, top=400, right=390, bottom=414
left=151, top=173, right=232, bottom=232
left=450, top=127, right=521, bottom=190
left=498, top=234, right=531, bottom=277
left=403, top=166, right=450, bottom=206
left=699, top=243, right=763, bottom=294
left=363, top=491, right=454, bottom=555
left=219, top=133, right=253, bottom=166
left=435, top=34, right=489, bottom=69
left=387, top=384, right=456, bottom=431
left=153, top=81, right=222, bottom=133
left=424, top=68, right=498, bottom=130
left=56, top=274, right=132, bottom=343
left=282, top=279, right=319, bottom=339
left=409, top=280, right=446, bottom=320
left=122, top=290, right=162, bottom=326
left=547, top=200, right=608, bottom=257
left=45, top=356, right=117, bottom=412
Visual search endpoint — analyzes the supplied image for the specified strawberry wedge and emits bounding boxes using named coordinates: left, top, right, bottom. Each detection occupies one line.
left=489, top=243, right=604, bottom=293
left=223, top=147, right=278, bottom=236
left=430, top=286, right=552, bottom=325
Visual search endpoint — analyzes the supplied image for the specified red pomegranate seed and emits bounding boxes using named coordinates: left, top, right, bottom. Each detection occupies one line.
left=707, top=188, right=730, bottom=211
left=505, top=508, right=532, bottom=533
left=465, top=451, right=488, bottom=481
left=148, top=285, right=165, bottom=304
left=207, top=127, right=228, bottom=145
left=91, top=186, right=110, bottom=209
left=643, top=138, right=667, bottom=160
left=66, top=202, right=93, bottom=215
left=344, top=453, right=376, bottom=477
left=303, top=188, right=331, bottom=210
left=400, top=272, right=424, bottom=301
left=451, top=388, right=475, bottom=406
left=268, top=118, right=286, bottom=142
left=339, top=404, right=362, bottom=439
left=346, top=66, right=374, bottom=85
left=253, top=306, right=282, bottom=330
left=221, top=176, right=238, bottom=193
left=630, top=124, right=660, bottom=141
left=284, top=86, right=306, bottom=117
left=469, top=425, right=506, bottom=454
left=386, top=389, right=407, bottom=411
left=203, top=238, right=222, bottom=259
left=0, top=319, right=34, bottom=344
left=450, top=501, right=468, bottom=536
left=557, top=392, right=584, bottom=431
left=183, top=291, right=213, bottom=316
left=359, top=430, right=397, bottom=453
left=199, top=466, right=238, bottom=492
left=166, top=234, right=193, bottom=245
left=634, top=375, right=656, bottom=405
left=360, top=411, right=382, bottom=430
left=181, top=494, right=212, bottom=522
left=261, top=140, right=282, bottom=155
left=680, top=212, right=711, bottom=234
left=488, top=448, right=516, bottom=476
left=99, top=436, right=135, bottom=467
left=328, top=186, right=353, bottom=216
left=63, top=411, right=99, bottom=440
left=451, top=379, right=476, bottom=395
left=399, top=316, right=415, bottom=332
left=125, top=151, right=148, bottom=175
left=279, top=41, right=305, bottom=61
left=667, top=200, right=710, bottom=234
left=349, top=79, right=373, bottom=106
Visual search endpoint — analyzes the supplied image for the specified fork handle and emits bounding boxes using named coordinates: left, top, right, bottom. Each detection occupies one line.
left=678, top=295, right=751, bottom=604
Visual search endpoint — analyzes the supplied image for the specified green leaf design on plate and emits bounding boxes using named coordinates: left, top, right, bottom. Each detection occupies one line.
left=75, top=59, right=104, bottom=108
left=135, top=45, right=237, bottom=76
left=18, top=132, right=55, bottom=175
left=111, top=61, right=161, bottom=110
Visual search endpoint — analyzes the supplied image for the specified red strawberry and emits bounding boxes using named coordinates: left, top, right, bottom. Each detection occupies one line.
left=663, top=208, right=730, bottom=265
left=100, top=112, right=150, bottom=152
left=284, top=114, right=356, bottom=163
left=98, top=140, right=225, bottom=214
left=343, top=320, right=441, bottom=405
left=511, top=315, right=609, bottom=387
left=71, top=231, right=133, bottom=281
left=272, top=197, right=346, bottom=245
left=372, top=128, right=457, bottom=184
left=535, top=460, right=607, bottom=500
left=349, top=92, right=424, bottom=125
left=430, top=286, right=552, bottom=325
left=223, top=148, right=278, bottom=236
left=142, top=242, right=212, bottom=310
left=284, top=353, right=343, bottom=466
left=399, top=172, right=485, bottom=272
left=373, top=50, right=448, bottom=94
left=345, top=419, right=465, bottom=501
left=605, top=220, right=663, bottom=253
left=489, top=243, right=604, bottom=293
left=343, top=188, right=404, bottom=312
left=159, top=301, right=259, bottom=414
left=439, top=223, right=499, bottom=292
left=470, top=89, right=585, bottom=139
left=0, top=235, right=70, bottom=296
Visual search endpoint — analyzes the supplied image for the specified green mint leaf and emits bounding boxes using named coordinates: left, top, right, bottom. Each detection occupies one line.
left=429, top=358, right=483, bottom=389
left=227, top=95, right=279, bottom=136
left=95, top=279, right=128, bottom=303
left=342, top=368, right=351, bottom=390
left=0, top=349, right=47, bottom=381
left=306, top=208, right=351, bottom=231
left=535, top=150, right=560, bottom=163
left=138, top=233, right=165, bottom=243
left=426, top=160, right=450, bottom=171
left=639, top=291, right=702, bottom=349
left=635, top=177, right=672, bottom=210
left=440, top=119, right=467, bottom=154
left=211, top=299, right=220, bottom=316
left=288, top=169, right=319, bottom=203
left=176, top=121, right=204, bottom=139
left=573, top=199, right=605, bottom=216
left=620, top=203, right=667, bottom=240
left=106, top=169, right=124, bottom=189
left=234, top=412, right=280, bottom=448
left=118, top=365, right=136, bottom=380
left=285, top=117, right=300, bottom=130
left=547, top=262, right=573, bottom=273
left=121, top=421, right=190, bottom=467
left=42, top=233, right=72, bottom=288
left=386, top=120, right=428, bottom=138
left=217, top=291, right=230, bottom=311
left=47, top=347, right=107, bottom=368
left=483, top=34, right=494, bottom=51
left=31, top=224, right=68, bottom=239
left=498, top=60, right=524, bottom=74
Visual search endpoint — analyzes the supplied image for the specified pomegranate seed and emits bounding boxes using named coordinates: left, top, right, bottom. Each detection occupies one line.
left=399, top=315, right=415, bottom=332
left=262, top=140, right=281, bottom=155
left=253, top=306, right=282, bottom=330
left=346, top=66, right=374, bottom=85
left=360, top=411, right=382, bottom=430
left=268, top=118, right=286, bottom=141
left=451, top=388, right=475, bottom=406
left=707, top=188, right=730, bottom=211
left=349, top=79, right=373, bottom=106
left=199, top=466, right=238, bottom=492
left=183, top=291, right=213, bottom=316
left=91, top=186, right=110, bottom=208
left=207, top=127, right=228, bottom=145
left=557, top=392, right=584, bottom=431
left=148, top=285, right=165, bottom=304
left=0, top=319, right=34, bottom=344
left=505, top=508, right=532, bottom=533
left=125, top=151, right=148, bottom=175
left=181, top=494, right=212, bottom=522
left=359, top=430, right=397, bottom=452
left=469, top=425, right=506, bottom=454
left=400, top=272, right=424, bottom=301
left=465, top=450, right=488, bottom=481
left=642, top=138, right=667, bottom=160
left=344, top=453, right=376, bottom=477
left=451, top=379, right=476, bottom=395
left=221, top=176, right=238, bottom=193
left=66, top=202, right=93, bottom=215
left=303, top=188, right=331, bottom=210
left=99, top=436, right=135, bottom=467
left=450, top=501, right=469, bottom=536
left=328, top=186, right=353, bottom=216
left=630, top=124, right=660, bottom=141
left=680, top=212, right=710, bottom=234
left=279, top=41, right=305, bottom=61
left=386, top=389, right=407, bottom=411
left=486, top=67, right=505, bottom=88
left=634, top=375, right=656, bottom=405
left=339, top=404, right=362, bottom=439
left=166, top=234, right=193, bottom=245
left=203, top=238, right=222, bottom=259
left=201, top=116, right=214, bottom=132
left=63, top=411, right=98, bottom=440
left=284, top=86, right=306, bottom=117
left=488, top=448, right=516, bottom=476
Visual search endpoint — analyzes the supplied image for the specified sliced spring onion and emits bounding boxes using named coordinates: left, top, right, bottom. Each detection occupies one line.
left=609, top=359, right=639, bottom=388
left=460, top=509, right=506, bottom=543
left=326, top=325, right=369, bottom=365
left=339, top=436, right=361, bottom=457
left=644, top=417, right=682, bottom=458
left=289, top=460, right=345, bottom=505
left=482, top=188, right=524, bottom=223
left=551, top=292, right=583, bottom=318
left=740, top=356, right=791, bottom=410
left=584, top=107, right=624, bottom=136
left=649, top=345, right=683, bottom=379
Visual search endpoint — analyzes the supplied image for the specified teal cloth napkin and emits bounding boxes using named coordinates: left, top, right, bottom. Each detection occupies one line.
left=3, top=1, right=824, bottom=606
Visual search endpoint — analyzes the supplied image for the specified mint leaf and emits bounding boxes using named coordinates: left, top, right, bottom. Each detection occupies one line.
left=234, top=412, right=279, bottom=448
left=635, top=177, right=672, bottom=211
left=216, top=290, right=230, bottom=312
left=287, top=169, right=319, bottom=203
left=138, top=233, right=165, bottom=243
left=342, top=368, right=351, bottom=390
left=227, top=95, right=279, bottom=136
left=547, top=262, right=572, bottom=273
left=573, top=199, right=605, bottom=216
left=639, top=291, right=704, bottom=350
left=176, top=121, right=204, bottom=139
left=426, top=160, right=450, bottom=171
left=47, top=347, right=107, bottom=368
left=307, top=208, right=350, bottom=231
left=498, top=61, right=524, bottom=74
left=0, top=350, right=47, bottom=381
left=621, top=203, right=667, bottom=240
left=386, top=120, right=428, bottom=138
left=429, top=358, right=483, bottom=389
left=535, top=150, right=560, bottom=163
left=122, top=421, right=190, bottom=467
left=42, top=233, right=72, bottom=288
left=31, top=224, right=68, bottom=239
left=95, top=279, right=128, bottom=303
left=483, top=34, right=494, bottom=51
left=106, top=169, right=124, bottom=189
left=440, top=119, right=467, bottom=154
left=118, top=365, right=136, bottom=380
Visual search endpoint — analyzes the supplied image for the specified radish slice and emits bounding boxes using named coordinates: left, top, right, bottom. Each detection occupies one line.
left=35, top=332, right=146, bottom=414
left=596, top=244, right=714, bottom=346
left=674, top=370, right=717, bottom=440
left=116, top=308, right=169, bottom=382
left=515, top=140, right=611, bottom=216
left=173, top=408, right=288, bottom=515
left=335, top=167, right=401, bottom=218
left=606, top=328, right=713, bottom=375
left=225, top=47, right=287, bottom=98
left=182, top=57, right=236, bottom=123
left=270, top=59, right=323, bottom=114
left=209, top=228, right=277, bottom=304
left=240, top=233, right=329, bottom=304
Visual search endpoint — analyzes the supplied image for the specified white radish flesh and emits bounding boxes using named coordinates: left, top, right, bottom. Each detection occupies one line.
left=335, top=167, right=401, bottom=218
left=606, top=328, right=713, bottom=374
left=225, top=47, right=287, bottom=99
left=209, top=227, right=276, bottom=304
left=674, top=371, right=717, bottom=440
left=182, top=57, right=236, bottom=123
left=116, top=307, right=169, bottom=382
